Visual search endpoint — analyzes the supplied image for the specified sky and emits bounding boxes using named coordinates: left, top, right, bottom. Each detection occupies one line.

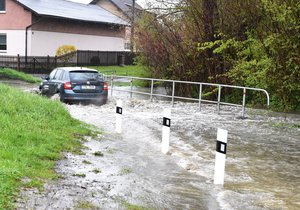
left=69, top=0, right=148, bottom=7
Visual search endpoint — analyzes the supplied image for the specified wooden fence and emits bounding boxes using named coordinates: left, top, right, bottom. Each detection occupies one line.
left=0, top=51, right=135, bottom=74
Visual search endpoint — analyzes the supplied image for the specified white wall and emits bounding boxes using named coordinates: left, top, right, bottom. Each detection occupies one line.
left=30, top=30, right=125, bottom=56
left=0, top=30, right=26, bottom=56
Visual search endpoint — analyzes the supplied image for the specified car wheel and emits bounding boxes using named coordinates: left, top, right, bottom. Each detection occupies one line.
left=97, top=98, right=106, bottom=106
left=58, top=92, right=65, bottom=103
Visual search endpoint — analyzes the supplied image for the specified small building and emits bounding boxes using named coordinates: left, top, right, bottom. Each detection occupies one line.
left=90, top=0, right=143, bottom=50
left=0, top=0, right=129, bottom=56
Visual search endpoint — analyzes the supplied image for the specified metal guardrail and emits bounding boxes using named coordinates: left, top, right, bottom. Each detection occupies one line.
left=106, top=75, right=270, bottom=118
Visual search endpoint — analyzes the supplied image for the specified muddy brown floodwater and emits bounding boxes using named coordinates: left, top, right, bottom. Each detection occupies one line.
left=6, top=81, right=299, bottom=210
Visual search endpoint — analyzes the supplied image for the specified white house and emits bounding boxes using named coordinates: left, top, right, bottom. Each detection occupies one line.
left=0, top=0, right=129, bottom=56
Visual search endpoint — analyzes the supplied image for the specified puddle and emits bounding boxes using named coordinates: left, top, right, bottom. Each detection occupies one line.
left=0, top=79, right=40, bottom=94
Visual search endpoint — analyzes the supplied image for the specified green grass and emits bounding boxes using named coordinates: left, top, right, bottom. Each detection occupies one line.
left=0, top=84, right=93, bottom=209
left=75, top=201, right=98, bottom=209
left=122, top=200, right=148, bottom=210
left=73, top=173, right=86, bottom=178
left=93, top=151, right=104, bottom=157
left=91, top=169, right=101, bottom=174
left=120, top=168, right=132, bottom=175
left=89, top=65, right=151, bottom=87
left=82, top=160, right=92, bottom=165
left=0, top=68, right=41, bottom=83
left=89, top=65, right=150, bottom=78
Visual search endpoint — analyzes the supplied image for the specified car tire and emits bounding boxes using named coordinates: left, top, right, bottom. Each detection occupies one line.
left=58, top=92, right=65, bottom=103
left=98, top=98, right=107, bottom=106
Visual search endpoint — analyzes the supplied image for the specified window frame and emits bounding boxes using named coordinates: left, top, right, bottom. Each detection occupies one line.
left=124, top=42, right=131, bottom=50
left=0, top=0, right=6, bottom=13
left=49, top=69, right=57, bottom=80
left=0, top=34, right=7, bottom=52
left=53, top=69, right=63, bottom=80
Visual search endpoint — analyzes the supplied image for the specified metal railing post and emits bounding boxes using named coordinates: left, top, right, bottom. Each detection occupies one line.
left=111, top=75, right=114, bottom=96
left=199, top=84, right=202, bottom=111
left=217, top=85, right=221, bottom=114
left=242, top=88, right=246, bottom=118
left=172, top=81, right=175, bottom=107
left=150, top=79, right=154, bottom=101
left=264, top=90, right=270, bottom=108
left=130, top=78, right=133, bottom=98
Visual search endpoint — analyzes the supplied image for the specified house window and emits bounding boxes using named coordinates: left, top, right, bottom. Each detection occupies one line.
left=0, top=0, right=5, bottom=12
left=0, top=34, right=7, bottom=51
left=124, top=42, right=131, bottom=50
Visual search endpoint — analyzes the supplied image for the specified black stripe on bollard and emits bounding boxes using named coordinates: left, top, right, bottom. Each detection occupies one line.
left=116, top=107, right=123, bottom=115
left=163, top=117, right=171, bottom=127
left=216, top=140, right=227, bottom=154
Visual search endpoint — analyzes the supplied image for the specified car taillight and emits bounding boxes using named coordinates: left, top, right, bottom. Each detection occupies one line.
left=104, top=82, right=108, bottom=91
left=64, top=82, right=72, bottom=90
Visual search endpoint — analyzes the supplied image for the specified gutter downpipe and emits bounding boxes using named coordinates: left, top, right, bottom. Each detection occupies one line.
left=25, top=18, right=43, bottom=64
left=130, top=0, right=135, bottom=52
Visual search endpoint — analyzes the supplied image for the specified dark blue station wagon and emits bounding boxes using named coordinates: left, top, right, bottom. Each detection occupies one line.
left=39, top=67, right=108, bottom=104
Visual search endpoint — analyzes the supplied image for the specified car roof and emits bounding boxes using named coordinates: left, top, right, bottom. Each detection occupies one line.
left=56, top=67, right=98, bottom=72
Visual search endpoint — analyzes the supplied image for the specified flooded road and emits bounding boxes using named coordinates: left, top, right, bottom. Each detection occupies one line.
left=66, top=93, right=299, bottom=210
left=7, top=80, right=299, bottom=209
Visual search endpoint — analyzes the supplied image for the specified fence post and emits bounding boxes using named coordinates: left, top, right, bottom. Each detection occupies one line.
left=111, top=75, right=114, bottom=96
left=76, top=51, right=79, bottom=66
left=172, top=81, right=175, bottom=107
left=47, top=55, right=50, bottom=70
left=150, top=79, right=154, bottom=101
left=33, top=57, right=36, bottom=72
left=54, top=56, right=57, bottom=67
left=217, top=85, right=222, bottom=114
left=17, top=54, right=20, bottom=71
left=107, top=51, right=109, bottom=66
left=130, top=78, right=133, bottom=98
left=199, top=84, right=202, bottom=111
left=242, top=88, right=246, bottom=118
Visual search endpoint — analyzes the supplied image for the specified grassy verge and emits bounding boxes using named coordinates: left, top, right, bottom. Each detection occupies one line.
left=0, top=68, right=41, bottom=83
left=0, top=84, right=93, bottom=209
left=89, top=65, right=151, bottom=87
left=90, top=65, right=150, bottom=77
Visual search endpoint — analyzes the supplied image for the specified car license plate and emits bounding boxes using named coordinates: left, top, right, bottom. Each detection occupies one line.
left=81, top=85, right=96, bottom=90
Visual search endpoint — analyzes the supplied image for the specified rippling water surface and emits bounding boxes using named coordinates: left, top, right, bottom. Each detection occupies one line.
left=4, top=81, right=299, bottom=209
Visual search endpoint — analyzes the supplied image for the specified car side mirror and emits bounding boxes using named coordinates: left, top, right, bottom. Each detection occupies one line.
left=42, top=75, right=50, bottom=80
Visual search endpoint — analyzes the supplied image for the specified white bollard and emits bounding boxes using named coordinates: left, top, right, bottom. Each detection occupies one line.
left=162, top=108, right=171, bottom=154
left=214, top=128, right=228, bottom=185
left=116, top=100, right=123, bottom=133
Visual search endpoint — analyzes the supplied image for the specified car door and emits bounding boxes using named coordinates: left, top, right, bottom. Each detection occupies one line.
left=41, top=69, right=57, bottom=95
left=56, top=70, right=66, bottom=92
left=48, top=69, right=62, bottom=94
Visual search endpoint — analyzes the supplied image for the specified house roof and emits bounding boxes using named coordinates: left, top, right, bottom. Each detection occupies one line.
left=15, top=0, right=129, bottom=25
left=110, top=0, right=143, bottom=11
left=91, top=0, right=143, bottom=16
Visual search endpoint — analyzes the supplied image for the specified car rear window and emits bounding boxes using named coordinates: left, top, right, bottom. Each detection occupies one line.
left=69, top=71, right=101, bottom=81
